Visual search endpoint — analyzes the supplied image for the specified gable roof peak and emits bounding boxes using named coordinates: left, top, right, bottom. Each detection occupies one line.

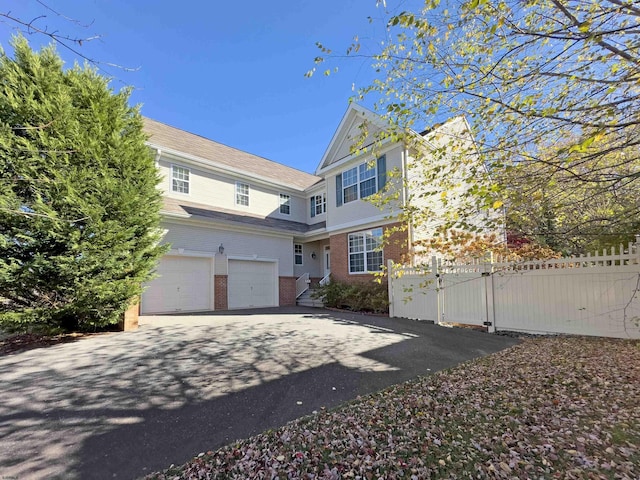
left=315, top=103, right=392, bottom=173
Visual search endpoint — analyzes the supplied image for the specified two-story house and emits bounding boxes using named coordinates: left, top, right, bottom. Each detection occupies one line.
left=140, top=104, right=484, bottom=314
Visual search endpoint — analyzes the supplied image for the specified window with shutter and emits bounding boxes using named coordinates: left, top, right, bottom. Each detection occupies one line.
left=337, top=156, right=387, bottom=205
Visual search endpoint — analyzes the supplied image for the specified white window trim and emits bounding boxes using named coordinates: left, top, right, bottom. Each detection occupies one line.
left=171, top=164, right=190, bottom=195
left=342, top=161, right=377, bottom=204
left=235, top=181, right=250, bottom=206
left=294, top=243, right=303, bottom=266
left=279, top=193, right=291, bottom=215
left=310, top=193, right=327, bottom=218
left=315, top=193, right=326, bottom=215
left=348, top=227, right=384, bottom=274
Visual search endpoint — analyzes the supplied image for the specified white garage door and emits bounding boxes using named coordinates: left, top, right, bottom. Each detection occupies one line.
left=228, top=260, right=277, bottom=309
left=141, top=256, right=212, bottom=314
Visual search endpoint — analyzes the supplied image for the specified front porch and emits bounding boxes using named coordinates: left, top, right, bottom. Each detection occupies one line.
left=295, top=271, right=330, bottom=308
left=293, top=238, right=330, bottom=307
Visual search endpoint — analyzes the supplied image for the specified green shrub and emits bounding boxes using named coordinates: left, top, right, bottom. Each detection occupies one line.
left=312, top=277, right=389, bottom=314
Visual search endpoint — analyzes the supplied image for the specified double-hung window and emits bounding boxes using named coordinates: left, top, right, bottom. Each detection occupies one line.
left=358, top=163, right=377, bottom=198
left=336, top=155, right=386, bottom=206
left=348, top=228, right=383, bottom=273
left=236, top=182, right=249, bottom=206
left=279, top=193, right=291, bottom=215
left=316, top=193, right=326, bottom=215
left=342, top=166, right=359, bottom=203
left=171, top=165, right=190, bottom=194
left=294, top=244, right=303, bottom=265
left=310, top=193, right=326, bottom=217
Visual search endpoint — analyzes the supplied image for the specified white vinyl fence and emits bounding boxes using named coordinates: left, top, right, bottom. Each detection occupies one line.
left=388, top=241, right=640, bottom=339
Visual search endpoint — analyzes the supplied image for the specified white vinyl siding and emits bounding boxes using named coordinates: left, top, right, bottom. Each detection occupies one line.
left=161, top=222, right=294, bottom=276
left=171, top=165, right=190, bottom=194
left=348, top=228, right=383, bottom=274
left=327, top=147, right=401, bottom=230
left=158, top=159, right=310, bottom=222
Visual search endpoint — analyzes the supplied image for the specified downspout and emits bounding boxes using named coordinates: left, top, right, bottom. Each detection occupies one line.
left=401, top=146, right=414, bottom=266
left=154, top=148, right=162, bottom=167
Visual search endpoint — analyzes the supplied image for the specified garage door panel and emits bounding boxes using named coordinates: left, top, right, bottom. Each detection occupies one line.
left=228, top=260, right=277, bottom=309
left=141, top=256, right=212, bottom=314
left=142, top=261, right=178, bottom=313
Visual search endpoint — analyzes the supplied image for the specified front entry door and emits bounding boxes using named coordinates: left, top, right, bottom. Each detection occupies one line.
left=324, top=246, right=331, bottom=278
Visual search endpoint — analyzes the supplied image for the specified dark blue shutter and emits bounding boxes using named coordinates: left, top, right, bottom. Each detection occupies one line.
left=310, top=197, right=315, bottom=217
left=377, top=155, right=387, bottom=192
left=336, top=174, right=343, bottom=207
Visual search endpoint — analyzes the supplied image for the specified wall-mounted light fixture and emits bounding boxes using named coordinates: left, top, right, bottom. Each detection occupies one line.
left=218, top=244, right=224, bottom=254
left=311, top=252, right=317, bottom=259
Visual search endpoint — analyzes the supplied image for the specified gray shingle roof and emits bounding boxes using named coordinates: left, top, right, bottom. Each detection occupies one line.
left=162, top=197, right=326, bottom=234
left=143, top=117, right=323, bottom=191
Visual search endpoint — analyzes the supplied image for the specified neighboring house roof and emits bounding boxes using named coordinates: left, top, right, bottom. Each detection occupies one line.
left=162, top=197, right=326, bottom=235
left=143, top=117, right=322, bottom=191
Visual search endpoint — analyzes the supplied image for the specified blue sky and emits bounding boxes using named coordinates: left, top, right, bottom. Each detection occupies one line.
left=0, top=1, right=418, bottom=175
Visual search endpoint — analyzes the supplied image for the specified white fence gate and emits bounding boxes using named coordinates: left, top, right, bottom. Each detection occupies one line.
left=388, top=241, right=640, bottom=339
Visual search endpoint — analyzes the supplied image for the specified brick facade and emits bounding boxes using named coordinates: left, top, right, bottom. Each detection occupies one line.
left=384, top=222, right=410, bottom=267
left=330, top=222, right=408, bottom=284
left=119, top=298, right=139, bottom=331
left=214, top=275, right=228, bottom=310
left=279, top=276, right=296, bottom=306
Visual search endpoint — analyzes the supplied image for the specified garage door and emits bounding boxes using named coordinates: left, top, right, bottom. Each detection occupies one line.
left=141, top=256, right=212, bottom=314
left=228, top=260, right=277, bottom=309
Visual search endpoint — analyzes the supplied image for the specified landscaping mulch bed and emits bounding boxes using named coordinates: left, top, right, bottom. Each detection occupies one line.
left=145, top=336, right=640, bottom=479
left=0, top=332, right=99, bottom=355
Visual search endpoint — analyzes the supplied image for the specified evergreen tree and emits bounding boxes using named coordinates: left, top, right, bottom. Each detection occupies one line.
left=0, top=36, right=168, bottom=332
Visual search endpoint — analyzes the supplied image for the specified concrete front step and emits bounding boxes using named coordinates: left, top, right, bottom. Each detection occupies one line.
left=296, top=289, right=325, bottom=308
left=297, top=298, right=325, bottom=308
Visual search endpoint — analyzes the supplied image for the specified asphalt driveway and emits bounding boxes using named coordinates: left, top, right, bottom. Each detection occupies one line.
left=0, top=307, right=518, bottom=479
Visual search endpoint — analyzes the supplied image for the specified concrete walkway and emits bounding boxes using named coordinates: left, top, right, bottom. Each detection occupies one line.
left=0, top=307, right=518, bottom=479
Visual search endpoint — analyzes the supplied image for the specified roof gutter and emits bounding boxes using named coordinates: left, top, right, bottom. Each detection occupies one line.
left=147, top=141, right=322, bottom=194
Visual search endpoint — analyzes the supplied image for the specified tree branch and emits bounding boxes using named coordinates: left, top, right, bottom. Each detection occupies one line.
left=550, top=0, right=640, bottom=66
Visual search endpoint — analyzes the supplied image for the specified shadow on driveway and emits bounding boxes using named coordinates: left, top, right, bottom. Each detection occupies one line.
left=0, top=307, right=518, bottom=479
